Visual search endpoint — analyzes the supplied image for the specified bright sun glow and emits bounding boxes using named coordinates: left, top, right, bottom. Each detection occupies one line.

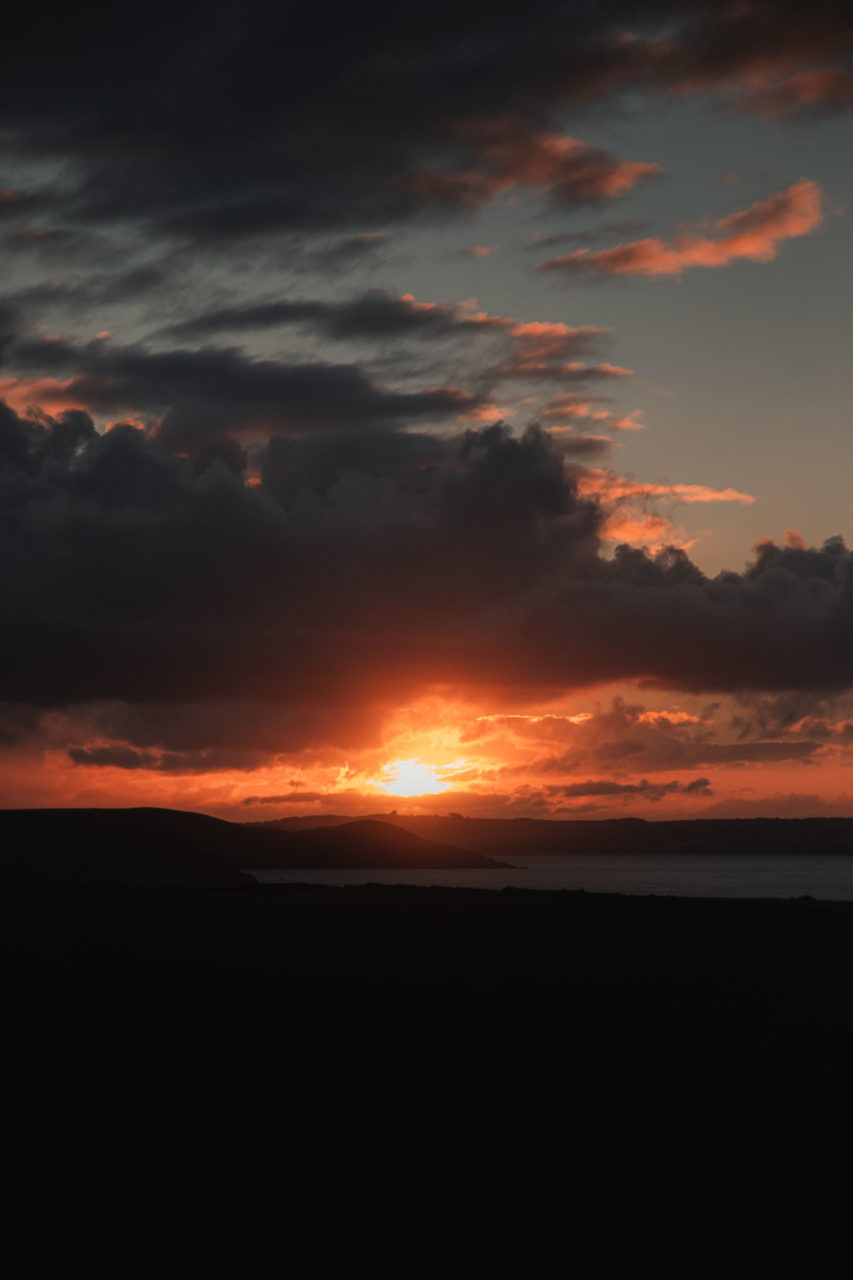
left=378, top=759, right=450, bottom=797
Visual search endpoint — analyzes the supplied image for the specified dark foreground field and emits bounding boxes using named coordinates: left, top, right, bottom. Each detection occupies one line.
left=6, top=877, right=853, bottom=1190
left=5, top=881, right=853, bottom=1067
left=5, top=807, right=852, bottom=1096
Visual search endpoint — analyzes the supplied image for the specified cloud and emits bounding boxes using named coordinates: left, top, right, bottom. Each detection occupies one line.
left=497, top=359, right=632, bottom=386
left=576, top=467, right=754, bottom=545
left=527, top=220, right=651, bottom=249
left=67, top=744, right=269, bottom=773
left=2, top=335, right=487, bottom=450
left=406, top=125, right=660, bottom=210
left=0, top=2, right=850, bottom=807
left=552, top=777, right=712, bottom=800
left=549, top=434, right=615, bottom=460
left=497, top=697, right=824, bottom=778
left=159, top=289, right=510, bottom=344
left=1, top=4, right=850, bottom=247
left=536, top=181, right=823, bottom=278
left=157, top=291, right=609, bottom=376
left=4, top=405, right=853, bottom=758
left=599, top=511, right=678, bottom=549
left=576, top=469, right=755, bottom=506
left=0, top=267, right=165, bottom=325
left=541, top=397, right=645, bottom=433
left=2, top=295, right=632, bottom=452
left=242, top=792, right=329, bottom=806
left=299, top=233, right=391, bottom=272
left=499, top=322, right=611, bottom=366
left=736, top=68, right=853, bottom=120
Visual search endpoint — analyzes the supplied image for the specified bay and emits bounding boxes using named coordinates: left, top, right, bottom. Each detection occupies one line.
left=251, top=852, right=853, bottom=900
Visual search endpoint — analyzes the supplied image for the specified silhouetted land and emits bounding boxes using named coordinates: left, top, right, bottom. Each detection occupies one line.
left=0, top=808, right=498, bottom=885
left=4, top=807, right=853, bottom=1095
left=5, top=881, right=853, bottom=1062
left=249, top=812, right=853, bottom=857
left=249, top=817, right=501, bottom=869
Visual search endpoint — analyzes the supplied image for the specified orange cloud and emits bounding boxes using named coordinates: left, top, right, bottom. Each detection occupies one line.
left=499, top=359, right=633, bottom=384
left=507, top=321, right=610, bottom=363
left=407, top=127, right=660, bottom=209
left=580, top=468, right=753, bottom=550
left=601, top=511, right=677, bottom=548
left=610, top=411, right=645, bottom=431
left=578, top=470, right=755, bottom=506
left=536, top=180, right=823, bottom=278
left=738, top=68, right=853, bottom=119
left=0, top=376, right=87, bottom=417
left=541, top=397, right=645, bottom=432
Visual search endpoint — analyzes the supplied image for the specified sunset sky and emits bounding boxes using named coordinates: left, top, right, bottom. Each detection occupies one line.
left=3, top=1, right=853, bottom=820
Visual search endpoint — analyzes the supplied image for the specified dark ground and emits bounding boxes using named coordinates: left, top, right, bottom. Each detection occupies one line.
left=6, top=879, right=853, bottom=1195
left=4, top=808, right=853, bottom=1140
left=6, top=881, right=853, bottom=1063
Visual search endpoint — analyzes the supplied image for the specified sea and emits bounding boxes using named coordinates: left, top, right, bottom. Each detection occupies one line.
left=252, top=852, right=853, bottom=901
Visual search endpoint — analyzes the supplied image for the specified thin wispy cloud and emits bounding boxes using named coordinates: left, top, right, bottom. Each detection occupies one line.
left=536, top=181, right=823, bottom=278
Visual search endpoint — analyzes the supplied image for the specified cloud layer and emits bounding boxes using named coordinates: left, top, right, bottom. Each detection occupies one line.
left=1, top=2, right=851, bottom=816
left=3, top=405, right=853, bottom=740
left=2, top=3, right=850, bottom=242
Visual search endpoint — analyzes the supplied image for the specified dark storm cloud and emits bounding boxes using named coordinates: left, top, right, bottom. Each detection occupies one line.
left=495, top=697, right=824, bottom=777
left=241, top=792, right=329, bottom=806
left=5, top=3, right=850, bottom=246
left=552, top=777, right=712, bottom=800
left=0, top=188, right=50, bottom=220
left=5, top=407, right=853, bottom=765
left=0, top=399, right=96, bottom=470
left=155, top=293, right=611, bottom=406
left=0, top=414, right=599, bottom=713
left=728, top=689, right=853, bottom=748
left=91, top=699, right=384, bottom=757
left=4, top=334, right=485, bottom=448
left=548, top=434, right=615, bottom=459
left=0, top=703, right=45, bottom=747
left=0, top=268, right=166, bottom=328
left=538, top=731, right=821, bottom=774
left=158, top=289, right=499, bottom=343
left=1, top=4, right=851, bottom=779
left=3, top=300, right=624, bottom=453
left=67, top=744, right=270, bottom=773
left=67, top=745, right=162, bottom=770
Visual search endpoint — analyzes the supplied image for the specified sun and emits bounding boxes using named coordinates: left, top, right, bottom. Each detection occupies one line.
left=378, top=759, right=450, bottom=797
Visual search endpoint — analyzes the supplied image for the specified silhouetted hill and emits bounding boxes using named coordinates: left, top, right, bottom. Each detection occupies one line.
left=0, top=809, right=500, bottom=883
left=0, top=808, right=267, bottom=886
left=272, top=819, right=502, bottom=869
left=247, top=813, right=853, bottom=858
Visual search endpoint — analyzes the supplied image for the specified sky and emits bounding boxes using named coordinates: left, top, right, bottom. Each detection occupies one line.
left=3, top=0, right=853, bottom=821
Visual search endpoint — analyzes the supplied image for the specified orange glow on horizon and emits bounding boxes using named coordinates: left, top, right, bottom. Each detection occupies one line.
left=7, top=687, right=853, bottom=824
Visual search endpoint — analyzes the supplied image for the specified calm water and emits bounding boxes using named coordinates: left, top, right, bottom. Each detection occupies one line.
left=252, top=853, right=853, bottom=901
